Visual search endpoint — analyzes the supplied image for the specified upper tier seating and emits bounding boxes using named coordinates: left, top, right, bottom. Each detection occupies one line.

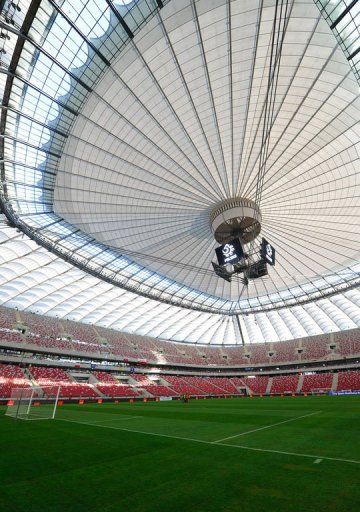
left=61, top=320, right=99, bottom=344
left=0, top=306, right=359, bottom=368
left=301, top=336, right=330, bottom=361
left=335, top=331, right=360, bottom=357
left=19, top=310, right=62, bottom=339
left=0, top=331, right=24, bottom=344
left=271, top=341, right=299, bottom=363
left=0, top=306, right=17, bottom=330
left=247, top=344, right=271, bottom=365
left=195, top=346, right=228, bottom=365
left=225, top=347, right=249, bottom=365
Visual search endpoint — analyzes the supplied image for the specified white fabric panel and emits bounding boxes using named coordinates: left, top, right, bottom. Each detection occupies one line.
left=0, top=0, right=359, bottom=334
left=0, top=212, right=358, bottom=344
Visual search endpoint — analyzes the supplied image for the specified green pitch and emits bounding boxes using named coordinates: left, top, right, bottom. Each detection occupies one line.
left=0, top=395, right=359, bottom=512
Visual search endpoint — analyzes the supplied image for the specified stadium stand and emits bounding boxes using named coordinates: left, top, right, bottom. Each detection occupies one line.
left=271, top=341, right=299, bottom=363
left=26, top=334, right=76, bottom=353
left=0, top=331, right=24, bottom=344
left=0, top=307, right=359, bottom=367
left=336, top=371, right=360, bottom=392
left=19, top=311, right=62, bottom=339
left=0, top=306, right=17, bottom=330
left=131, top=375, right=175, bottom=397
left=237, top=376, right=269, bottom=394
left=225, top=347, right=249, bottom=365
left=271, top=375, right=299, bottom=394
left=91, top=371, right=138, bottom=397
left=1, top=363, right=360, bottom=399
left=0, top=364, right=31, bottom=398
left=206, top=377, right=240, bottom=394
left=163, top=375, right=207, bottom=395
left=179, top=376, right=229, bottom=395
left=301, top=336, right=330, bottom=361
left=29, top=366, right=99, bottom=398
left=96, top=384, right=138, bottom=398
left=248, top=344, right=271, bottom=364
left=301, top=373, right=333, bottom=393
left=92, top=371, right=119, bottom=383
left=335, top=330, right=360, bottom=357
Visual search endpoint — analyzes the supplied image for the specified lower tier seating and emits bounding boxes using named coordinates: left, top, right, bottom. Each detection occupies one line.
left=271, top=375, right=299, bottom=393
left=301, top=373, right=333, bottom=392
left=163, top=375, right=207, bottom=395
left=0, top=364, right=359, bottom=398
left=336, top=371, right=360, bottom=391
left=96, top=385, right=138, bottom=397
left=0, top=364, right=31, bottom=398
left=234, top=376, right=269, bottom=394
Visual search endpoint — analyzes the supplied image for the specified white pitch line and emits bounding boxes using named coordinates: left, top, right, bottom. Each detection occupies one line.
left=212, top=411, right=322, bottom=443
left=56, top=417, right=360, bottom=466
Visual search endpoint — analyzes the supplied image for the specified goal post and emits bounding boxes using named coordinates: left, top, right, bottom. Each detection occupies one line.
left=5, top=386, right=61, bottom=420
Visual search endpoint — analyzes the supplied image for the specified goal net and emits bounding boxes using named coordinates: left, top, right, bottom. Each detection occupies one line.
left=5, top=386, right=61, bottom=420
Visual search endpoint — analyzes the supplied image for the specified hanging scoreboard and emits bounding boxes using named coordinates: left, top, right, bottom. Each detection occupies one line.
left=215, top=238, right=244, bottom=266
left=260, top=238, right=275, bottom=266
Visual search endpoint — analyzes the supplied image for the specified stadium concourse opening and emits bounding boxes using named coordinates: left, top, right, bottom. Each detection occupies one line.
left=0, top=0, right=359, bottom=511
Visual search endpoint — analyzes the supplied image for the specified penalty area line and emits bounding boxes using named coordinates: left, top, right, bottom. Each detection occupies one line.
left=55, top=417, right=360, bottom=466
left=212, top=411, right=322, bottom=443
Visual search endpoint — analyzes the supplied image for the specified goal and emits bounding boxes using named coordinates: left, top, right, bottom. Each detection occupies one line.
left=5, top=386, right=61, bottom=420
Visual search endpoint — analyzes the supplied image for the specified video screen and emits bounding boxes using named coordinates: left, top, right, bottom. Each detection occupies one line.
left=215, top=238, right=244, bottom=266
left=260, top=238, right=275, bottom=266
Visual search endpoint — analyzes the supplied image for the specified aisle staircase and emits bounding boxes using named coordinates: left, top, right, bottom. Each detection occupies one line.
left=266, top=377, right=273, bottom=394
left=296, top=374, right=304, bottom=393
left=331, top=373, right=338, bottom=391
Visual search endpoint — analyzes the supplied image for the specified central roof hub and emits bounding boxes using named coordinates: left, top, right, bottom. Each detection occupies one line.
left=210, top=198, right=261, bottom=245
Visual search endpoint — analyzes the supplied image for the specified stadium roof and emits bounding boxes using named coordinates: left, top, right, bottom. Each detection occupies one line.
left=0, top=214, right=359, bottom=344
left=0, top=0, right=359, bottom=332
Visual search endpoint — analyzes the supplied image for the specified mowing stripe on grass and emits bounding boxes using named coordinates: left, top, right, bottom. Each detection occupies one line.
left=212, top=411, right=322, bottom=443
left=56, top=418, right=360, bottom=466
left=83, top=415, right=142, bottom=424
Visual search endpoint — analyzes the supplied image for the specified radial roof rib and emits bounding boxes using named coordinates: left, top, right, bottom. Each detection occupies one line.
left=0, top=0, right=359, bottom=315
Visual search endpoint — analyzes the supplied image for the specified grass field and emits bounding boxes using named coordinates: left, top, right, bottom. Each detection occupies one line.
left=0, top=395, right=359, bottom=512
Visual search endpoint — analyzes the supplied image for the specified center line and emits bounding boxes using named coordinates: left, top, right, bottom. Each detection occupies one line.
left=212, top=411, right=322, bottom=443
